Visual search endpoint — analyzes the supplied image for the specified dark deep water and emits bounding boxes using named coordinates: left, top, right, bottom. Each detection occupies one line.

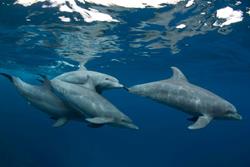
left=0, top=0, right=250, bottom=167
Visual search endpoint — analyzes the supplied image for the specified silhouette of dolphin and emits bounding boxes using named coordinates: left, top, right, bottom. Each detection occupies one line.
left=0, top=73, right=83, bottom=127
left=129, top=67, right=242, bottom=130
left=43, top=76, right=139, bottom=130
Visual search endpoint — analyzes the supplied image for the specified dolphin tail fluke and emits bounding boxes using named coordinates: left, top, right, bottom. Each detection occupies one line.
left=188, top=115, right=212, bottom=130
left=0, top=73, right=13, bottom=82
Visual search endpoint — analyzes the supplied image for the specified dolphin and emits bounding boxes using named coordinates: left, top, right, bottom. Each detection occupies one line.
left=43, top=76, right=139, bottom=130
left=0, top=73, right=83, bottom=127
left=53, top=66, right=125, bottom=94
left=128, top=67, right=242, bottom=130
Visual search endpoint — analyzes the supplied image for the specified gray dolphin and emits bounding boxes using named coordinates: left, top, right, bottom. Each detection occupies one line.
left=129, top=67, right=242, bottom=130
left=53, top=66, right=125, bottom=94
left=44, top=76, right=139, bottom=130
left=0, top=73, right=83, bottom=127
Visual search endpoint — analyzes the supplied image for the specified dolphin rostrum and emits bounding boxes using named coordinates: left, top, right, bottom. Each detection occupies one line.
left=129, top=67, right=242, bottom=130
left=0, top=73, right=83, bottom=127
left=43, top=76, right=139, bottom=130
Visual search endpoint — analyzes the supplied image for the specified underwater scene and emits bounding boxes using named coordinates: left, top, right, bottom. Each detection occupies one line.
left=0, top=0, right=250, bottom=167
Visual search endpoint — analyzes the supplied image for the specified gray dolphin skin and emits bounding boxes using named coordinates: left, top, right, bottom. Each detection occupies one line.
left=54, top=66, right=124, bottom=94
left=45, top=77, right=139, bottom=130
left=129, top=67, right=242, bottom=130
left=0, top=73, right=83, bottom=127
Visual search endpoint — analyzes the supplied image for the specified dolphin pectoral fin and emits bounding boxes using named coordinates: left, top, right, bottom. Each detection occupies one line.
left=188, top=115, right=212, bottom=130
left=53, top=118, right=68, bottom=128
left=170, top=67, right=188, bottom=82
left=86, top=117, right=113, bottom=124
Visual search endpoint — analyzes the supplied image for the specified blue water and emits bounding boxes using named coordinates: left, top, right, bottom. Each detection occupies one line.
left=1, top=0, right=250, bottom=167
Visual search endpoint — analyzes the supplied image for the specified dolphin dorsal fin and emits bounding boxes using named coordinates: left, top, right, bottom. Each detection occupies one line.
left=79, top=62, right=87, bottom=71
left=38, top=74, right=52, bottom=89
left=170, top=67, right=188, bottom=82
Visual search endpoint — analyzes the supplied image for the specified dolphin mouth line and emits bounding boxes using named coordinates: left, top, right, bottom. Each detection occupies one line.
left=127, top=124, right=139, bottom=130
left=234, top=114, right=243, bottom=120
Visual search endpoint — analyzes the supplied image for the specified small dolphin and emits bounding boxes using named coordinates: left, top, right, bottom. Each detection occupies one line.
left=44, top=76, right=139, bottom=130
left=53, top=66, right=125, bottom=94
left=129, top=67, right=242, bottom=130
left=0, top=73, right=83, bottom=127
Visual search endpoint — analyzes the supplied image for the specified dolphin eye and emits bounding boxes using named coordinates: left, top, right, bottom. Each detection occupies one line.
left=121, top=118, right=126, bottom=122
left=105, top=78, right=110, bottom=80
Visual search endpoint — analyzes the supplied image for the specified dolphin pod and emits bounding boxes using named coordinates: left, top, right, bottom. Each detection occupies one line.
left=0, top=67, right=138, bottom=130
left=0, top=66, right=242, bottom=130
